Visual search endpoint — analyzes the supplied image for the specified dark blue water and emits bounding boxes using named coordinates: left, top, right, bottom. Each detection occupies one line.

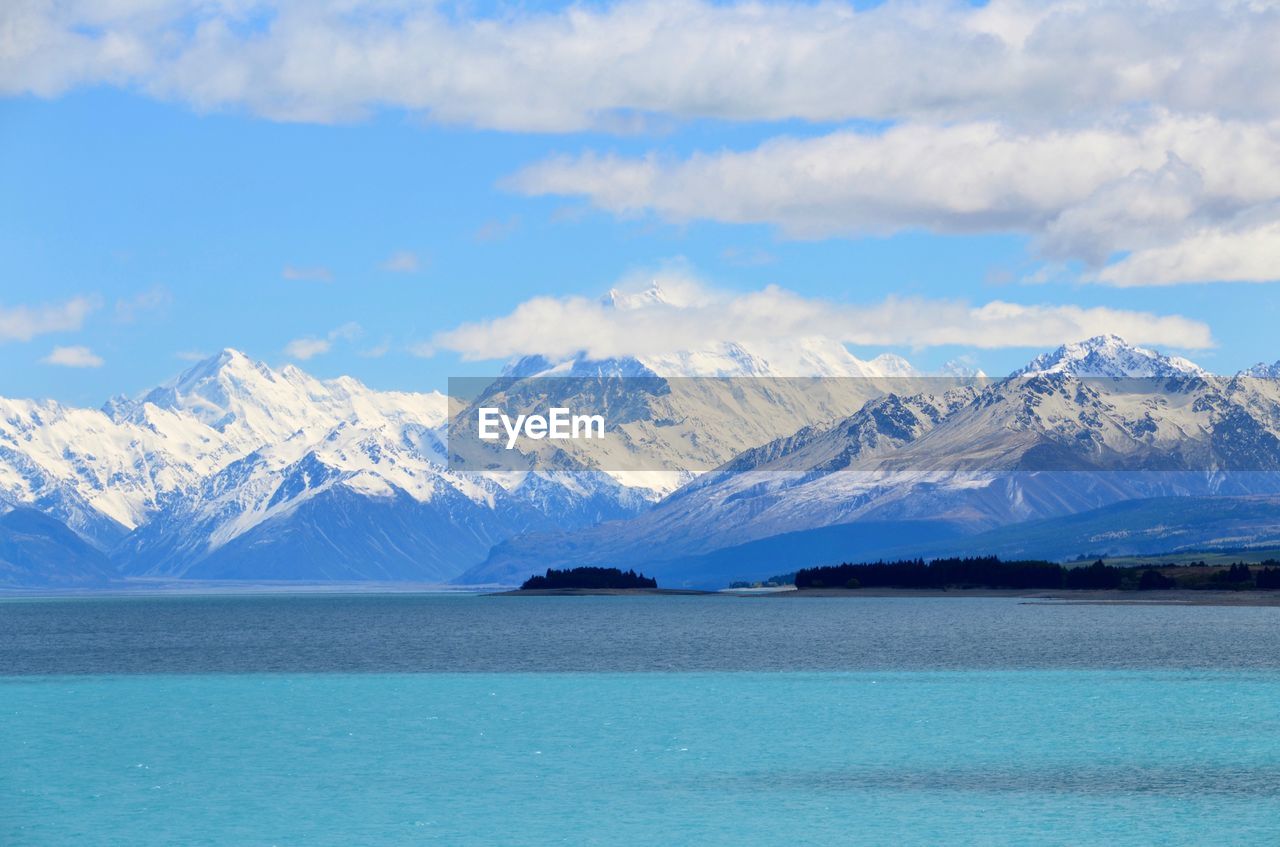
left=4, top=593, right=1280, bottom=673
left=4, top=594, right=1280, bottom=845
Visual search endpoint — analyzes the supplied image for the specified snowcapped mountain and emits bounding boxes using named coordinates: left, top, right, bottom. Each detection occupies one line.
left=460, top=336, right=1280, bottom=587
left=0, top=395, right=211, bottom=545
left=0, top=348, right=463, bottom=553
left=2, top=332, right=912, bottom=585
left=533, top=282, right=920, bottom=380
left=0, top=506, right=113, bottom=587
left=10, top=334, right=1280, bottom=588
left=634, top=341, right=913, bottom=380
left=1, top=350, right=653, bottom=584
left=1014, top=334, right=1204, bottom=378
left=939, top=359, right=987, bottom=379
left=460, top=364, right=897, bottom=487
left=471, top=290, right=920, bottom=496
left=1240, top=361, right=1280, bottom=379
left=108, top=348, right=451, bottom=458
left=117, top=352, right=662, bottom=581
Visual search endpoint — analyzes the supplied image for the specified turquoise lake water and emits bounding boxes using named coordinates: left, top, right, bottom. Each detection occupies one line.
left=4, top=595, right=1280, bottom=845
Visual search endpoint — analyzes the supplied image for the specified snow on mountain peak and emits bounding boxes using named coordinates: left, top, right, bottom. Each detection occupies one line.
left=939, top=359, right=988, bottom=379
left=634, top=340, right=919, bottom=378
left=126, top=349, right=445, bottom=441
left=506, top=336, right=919, bottom=379
left=136, top=349, right=309, bottom=437
left=1240, top=361, right=1280, bottom=378
left=865, top=353, right=917, bottom=379
left=600, top=277, right=719, bottom=312
left=13, top=333, right=1280, bottom=587
left=0, top=350, right=451, bottom=547
left=168, top=348, right=260, bottom=392
left=602, top=282, right=674, bottom=311
left=1014, top=335, right=1205, bottom=378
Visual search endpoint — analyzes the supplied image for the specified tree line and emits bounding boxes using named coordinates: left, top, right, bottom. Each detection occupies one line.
left=794, top=556, right=1280, bottom=591
left=521, top=566, right=658, bottom=590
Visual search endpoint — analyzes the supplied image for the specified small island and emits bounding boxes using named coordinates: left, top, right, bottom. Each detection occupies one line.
left=522, top=566, right=658, bottom=590
left=494, top=566, right=709, bottom=595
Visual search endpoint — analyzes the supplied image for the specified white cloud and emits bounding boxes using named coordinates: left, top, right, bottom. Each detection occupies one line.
left=1094, top=220, right=1280, bottom=287
left=379, top=251, right=421, bottom=273
left=426, top=272, right=1213, bottom=362
left=281, top=265, right=333, bottom=282
left=0, top=295, right=100, bottom=342
left=512, top=115, right=1280, bottom=284
left=10, top=1, right=1278, bottom=286
left=283, top=337, right=331, bottom=360
left=42, top=345, right=104, bottom=368
left=284, top=321, right=363, bottom=360
left=6, top=1, right=1280, bottom=131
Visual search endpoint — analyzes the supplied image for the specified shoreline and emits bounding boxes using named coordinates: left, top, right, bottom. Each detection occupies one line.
left=6, top=583, right=1280, bottom=606
left=0, top=580, right=493, bottom=599
left=489, top=587, right=715, bottom=596
left=775, top=587, right=1280, bottom=606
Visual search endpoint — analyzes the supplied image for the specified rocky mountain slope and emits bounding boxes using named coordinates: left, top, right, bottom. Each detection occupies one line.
left=0, top=327, right=903, bottom=584
left=460, top=336, right=1280, bottom=586
left=8, top=334, right=1280, bottom=587
left=0, top=507, right=113, bottom=587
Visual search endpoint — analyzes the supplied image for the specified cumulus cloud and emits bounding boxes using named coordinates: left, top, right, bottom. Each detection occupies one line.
left=284, top=321, right=363, bottom=360
left=512, top=115, right=1280, bottom=285
left=5, top=1, right=1280, bottom=131
left=1095, top=220, right=1280, bottom=287
left=283, top=337, right=331, bottom=361
left=42, top=345, right=104, bottom=368
left=425, top=273, right=1212, bottom=362
left=0, top=295, right=100, bottom=342
left=9, top=1, right=1278, bottom=285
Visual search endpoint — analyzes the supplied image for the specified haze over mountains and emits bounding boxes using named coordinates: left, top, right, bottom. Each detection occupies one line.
left=6, top=330, right=1280, bottom=588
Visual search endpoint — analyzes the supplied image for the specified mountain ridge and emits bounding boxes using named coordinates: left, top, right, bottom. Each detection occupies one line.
left=5, top=335, right=1280, bottom=587
left=457, top=337, right=1280, bottom=586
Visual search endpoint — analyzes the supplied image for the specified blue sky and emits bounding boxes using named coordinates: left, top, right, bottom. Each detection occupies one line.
left=3, top=1, right=1279, bottom=405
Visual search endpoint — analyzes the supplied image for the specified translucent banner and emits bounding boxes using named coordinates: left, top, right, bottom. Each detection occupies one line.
left=446, top=374, right=1280, bottom=473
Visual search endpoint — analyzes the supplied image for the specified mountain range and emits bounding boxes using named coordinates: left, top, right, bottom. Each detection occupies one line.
left=5, top=328, right=1280, bottom=588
